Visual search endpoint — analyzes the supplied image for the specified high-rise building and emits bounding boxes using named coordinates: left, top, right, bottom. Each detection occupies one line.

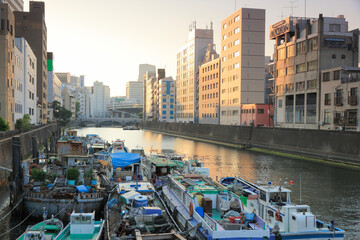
left=47, top=52, right=61, bottom=104
left=158, top=77, right=176, bottom=122
left=70, top=75, right=80, bottom=87
left=80, top=75, right=85, bottom=87
left=220, top=8, right=266, bottom=125
left=14, top=1, right=48, bottom=123
left=61, top=86, right=76, bottom=120
left=0, top=0, right=23, bottom=11
left=55, top=72, right=71, bottom=84
left=90, top=81, right=110, bottom=118
left=143, top=71, right=157, bottom=120
left=138, top=64, right=156, bottom=82
left=198, top=44, right=220, bottom=124
left=270, top=14, right=359, bottom=129
left=14, top=37, right=37, bottom=124
left=176, top=23, right=214, bottom=123
left=0, top=3, right=15, bottom=129
left=126, top=81, right=143, bottom=104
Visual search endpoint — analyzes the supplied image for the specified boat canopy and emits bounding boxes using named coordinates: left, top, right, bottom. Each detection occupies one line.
left=110, top=152, right=141, bottom=169
left=149, top=157, right=178, bottom=167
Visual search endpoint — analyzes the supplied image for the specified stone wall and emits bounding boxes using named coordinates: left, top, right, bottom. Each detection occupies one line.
left=142, top=121, right=360, bottom=163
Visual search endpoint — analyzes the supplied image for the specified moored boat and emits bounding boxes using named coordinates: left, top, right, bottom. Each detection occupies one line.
left=220, top=177, right=345, bottom=240
left=17, top=216, right=63, bottom=240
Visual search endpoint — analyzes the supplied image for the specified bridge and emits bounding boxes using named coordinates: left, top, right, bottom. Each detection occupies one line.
left=77, top=117, right=141, bottom=127
left=107, top=103, right=143, bottom=117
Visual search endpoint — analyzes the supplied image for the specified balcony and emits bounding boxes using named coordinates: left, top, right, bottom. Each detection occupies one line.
left=347, top=117, right=357, bottom=126
left=348, top=95, right=358, bottom=106
left=334, top=96, right=343, bottom=106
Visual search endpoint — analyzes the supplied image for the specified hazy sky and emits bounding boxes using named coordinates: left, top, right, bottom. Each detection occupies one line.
left=24, top=0, right=360, bottom=97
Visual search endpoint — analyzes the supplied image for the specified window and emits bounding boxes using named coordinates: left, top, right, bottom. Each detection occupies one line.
left=277, top=68, right=285, bottom=77
left=223, top=45, right=227, bottom=51
left=333, top=70, right=340, bottom=80
left=234, top=63, right=239, bottom=69
left=296, top=41, right=306, bottom=55
left=286, top=45, right=295, bottom=57
left=324, top=93, right=331, bottom=105
left=329, top=24, right=340, bottom=32
left=307, top=61, right=317, bottom=71
left=234, top=39, right=240, bottom=46
left=223, top=34, right=227, bottom=40
left=223, top=23, right=227, bottom=29
left=162, top=105, right=166, bottom=108
left=162, top=99, right=166, bottom=102
left=307, top=80, right=317, bottom=89
left=296, top=81, right=305, bottom=91
left=277, top=48, right=286, bottom=60
left=308, top=37, right=318, bottom=51
left=234, top=27, right=240, bottom=34
left=233, top=51, right=239, bottom=58
left=162, top=111, right=166, bottom=115
left=257, top=109, right=264, bottom=114
left=287, top=66, right=295, bottom=75
left=324, top=109, right=331, bottom=124
left=296, top=63, right=306, bottom=73
left=323, top=72, right=330, bottom=81
left=234, top=15, right=240, bottom=22
left=222, top=57, right=226, bottom=62
left=233, top=110, right=239, bottom=115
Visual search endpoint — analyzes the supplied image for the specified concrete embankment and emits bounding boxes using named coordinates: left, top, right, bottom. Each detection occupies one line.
left=142, top=121, right=360, bottom=166
left=0, top=124, right=59, bottom=188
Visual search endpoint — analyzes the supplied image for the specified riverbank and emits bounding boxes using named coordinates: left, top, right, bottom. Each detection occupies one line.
left=142, top=121, right=360, bottom=167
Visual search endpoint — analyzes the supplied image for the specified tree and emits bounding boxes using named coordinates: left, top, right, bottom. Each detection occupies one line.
left=136, top=111, right=143, bottom=119
left=15, top=114, right=32, bottom=131
left=75, top=102, right=80, bottom=119
left=52, top=100, right=72, bottom=126
left=0, top=117, right=10, bottom=131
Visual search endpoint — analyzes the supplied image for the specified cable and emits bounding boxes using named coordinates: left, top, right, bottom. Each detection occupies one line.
left=0, top=192, right=25, bottom=223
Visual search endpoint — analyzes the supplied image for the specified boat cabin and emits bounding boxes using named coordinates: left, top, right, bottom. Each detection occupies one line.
left=183, top=159, right=209, bottom=176
left=23, top=231, right=45, bottom=240
left=70, top=211, right=96, bottom=235
left=148, top=157, right=178, bottom=176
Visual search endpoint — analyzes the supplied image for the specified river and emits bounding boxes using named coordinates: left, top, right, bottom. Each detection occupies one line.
left=1, top=127, right=359, bottom=239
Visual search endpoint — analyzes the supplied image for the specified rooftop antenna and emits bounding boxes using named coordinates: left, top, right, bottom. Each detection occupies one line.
left=304, top=0, right=306, bottom=19
left=285, top=0, right=299, bottom=17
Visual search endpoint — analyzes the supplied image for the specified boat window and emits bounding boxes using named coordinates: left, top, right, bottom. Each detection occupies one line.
left=296, top=208, right=307, bottom=213
left=292, top=216, right=296, bottom=221
left=260, top=190, right=266, bottom=201
left=270, top=192, right=287, bottom=202
left=268, top=210, right=274, bottom=217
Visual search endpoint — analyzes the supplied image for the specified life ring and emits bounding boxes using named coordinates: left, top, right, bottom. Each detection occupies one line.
left=189, top=201, right=194, bottom=217
left=275, top=210, right=281, bottom=221
left=29, top=163, right=40, bottom=174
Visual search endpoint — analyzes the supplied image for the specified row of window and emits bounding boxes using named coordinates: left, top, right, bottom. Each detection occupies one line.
left=162, top=105, right=174, bottom=109
left=241, top=109, right=265, bottom=114
left=202, top=83, right=219, bottom=91
left=222, top=15, right=241, bottom=30
left=222, top=27, right=240, bottom=40
left=202, top=92, right=219, bottom=100
left=201, top=113, right=218, bottom=118
left=202, top=73, right=219, bottom=82
left=162, top=110, right=174, bottom=115
left=202, top=62, right=219, bottom=73
left=202, top=103, right=219, bottom=108
left=221, top=110, right=239, bottom=116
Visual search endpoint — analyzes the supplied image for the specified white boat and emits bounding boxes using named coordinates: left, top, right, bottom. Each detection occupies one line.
left=220, top=177, right=345, bottom=240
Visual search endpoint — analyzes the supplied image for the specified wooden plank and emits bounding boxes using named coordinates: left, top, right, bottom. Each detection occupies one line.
left=135, top=229, right=143, bottom=240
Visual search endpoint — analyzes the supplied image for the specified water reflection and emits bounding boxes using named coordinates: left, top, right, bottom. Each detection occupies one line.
left=75, top=127, right=359, bottom=239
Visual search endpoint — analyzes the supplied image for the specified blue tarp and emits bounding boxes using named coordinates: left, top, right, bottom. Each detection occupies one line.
left=110, top=152, right=141, bottom=170
left=76, top=185, right=90, bottom=193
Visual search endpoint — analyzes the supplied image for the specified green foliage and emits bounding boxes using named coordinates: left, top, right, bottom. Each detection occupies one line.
left=15, top=114, right=32, bottom=130
left=0, top=117, right=10, bottom=131
left=52, top=100, right=72, bottom=126
left=84, top=168, right=93, bottom=179
left=136, top=111, right=143, bottom=119
left=67, top=168, right=80, bottom=181
left=47, top=172, right=58, bottom=182
left=31, top=169, right=46, bottom=182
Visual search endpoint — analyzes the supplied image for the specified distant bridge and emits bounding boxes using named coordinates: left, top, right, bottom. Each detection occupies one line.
left=77, top=117, right=141, bottom=127
left=107, top=103, right=143, bottom=117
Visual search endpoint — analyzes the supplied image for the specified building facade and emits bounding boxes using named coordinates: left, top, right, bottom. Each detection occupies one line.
left=143, top=71, right=157, bottom=120
left=90, top=81, right=110, bottom=118
left=15, top=1, right=48, bottom=123
left=241, top=103, right=274, bottom=127
left=158, top=77, right=176, bottom=122
left=198, top=44, right=220, bottom=124
left=0, top=3, right=15, bottom=129
left=270, top=15, right=359, bottom=129
left=55, top=72, right=71, bottom=84
left=176, top=24, right=214, bottom=123
left=0, top=0, right=23, bottom=11
left=320, top=67, right=360, bottom=131
left=14, top=37, right=37, bottom=124
left=220, top=8, right=266, bottom=125
left=126, top=81, right=143, bottom=104
left=61, top=85, right=76, bottom=120
left=47, top=52, right=61, bottom=104
left=138, top=64, right=156, bottom=82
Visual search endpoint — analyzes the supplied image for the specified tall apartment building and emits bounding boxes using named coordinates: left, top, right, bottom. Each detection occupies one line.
left=270, top=15, right=359, bottom=129
left=47, top=52, right=61, bottom=104
left=176, top=23, right=214, bottom=123
left=0, top=0, right=23, bottom=11
left=90, top=81, right=110, bottom=118
left=158, top=77, right=176, bottom=122
left=15, top=1, right=48, bottom=123
left=143, top=71, right=157, bottom=120
left=14, top=37, right=37, bottom=124
left=126, top=81, right=143, bottom=104
left=55, top=72, right=71, bottom=84
left=61, top=86, right=76, bottom=120
left=220, top=8, right=266, bottom=125
left=138, top=64, right=155, bottom=82
left=198, top=44, right=221, bottom=124
left=0, top=3, right=15, bottom=129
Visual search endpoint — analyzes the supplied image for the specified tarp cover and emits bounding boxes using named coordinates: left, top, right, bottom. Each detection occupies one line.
left=110, top=152, right=141, bottom=169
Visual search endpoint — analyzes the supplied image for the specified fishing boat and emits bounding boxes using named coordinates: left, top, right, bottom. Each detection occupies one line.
left=110, top=139, right=128, bottom=153
left=220, top=177, right=345, bottom=240
left=160, top=173, right=270, bottom=240
left=17, top=216, right=63, bottom=240
left=55, top=211, right=104, bottom=240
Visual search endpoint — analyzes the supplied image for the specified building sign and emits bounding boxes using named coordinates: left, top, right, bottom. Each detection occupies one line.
left=269, top=17, right=293, bottom=39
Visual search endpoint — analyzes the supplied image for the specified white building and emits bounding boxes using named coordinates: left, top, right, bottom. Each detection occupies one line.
left=90, top=81, right=110, bottom=118
left=176, top=23, right=214, bottom=123
left=14, top=37, right=37, bottom=124
left=126, top=81, right=143, bottom=104
left=158, top=77, right=176, bottom=122
left=138, top=64, right=156, bottom=82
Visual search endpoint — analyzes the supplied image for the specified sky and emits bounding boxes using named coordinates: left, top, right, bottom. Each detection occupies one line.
left=24, top=0, right=360, bottom=97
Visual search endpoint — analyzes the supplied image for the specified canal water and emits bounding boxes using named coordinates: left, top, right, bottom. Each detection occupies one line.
left=1, top=127, right=358, bottom=239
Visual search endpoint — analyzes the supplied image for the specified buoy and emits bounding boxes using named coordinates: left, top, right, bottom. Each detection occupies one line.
left=189, top=201, right=194, bottom=217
